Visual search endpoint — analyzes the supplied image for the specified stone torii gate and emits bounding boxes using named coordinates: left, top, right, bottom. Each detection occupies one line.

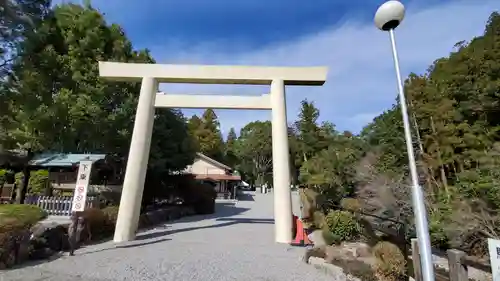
left=98, top=62, right=328, bottom=244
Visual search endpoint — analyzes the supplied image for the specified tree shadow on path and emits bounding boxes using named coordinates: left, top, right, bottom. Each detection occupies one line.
left=237, top=192, right=255, bottom=201
left=135, top=217, right=274, bottom=240
left=167, top=202, right=250, bottom=224
left=216, top=218, right=274, bottom=224
left=75, top=237, right=172, bottom=256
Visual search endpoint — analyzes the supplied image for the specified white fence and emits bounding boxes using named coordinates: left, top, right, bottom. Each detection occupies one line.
left=25, top=195, right=97, bottom=216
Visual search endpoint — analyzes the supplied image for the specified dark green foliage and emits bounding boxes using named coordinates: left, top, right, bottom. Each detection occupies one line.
left=324, top=210, right=360, bottom=244
left=0, top=204, right=47, bottom=227
left=26, top=169, right=48, bottom=195
left=0, top=169, right=14, bottom=184
left=188, top=110, right=225, bottom=163
left=0, top=204, right=47, bottom=269
left=0, top=3, right=196, bottom=203
left=235, top=121, right=273, bottom=187
left=174, top=175, right=217, bottom=215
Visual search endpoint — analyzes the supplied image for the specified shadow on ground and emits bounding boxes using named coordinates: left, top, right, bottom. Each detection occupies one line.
left=167, top=202, right=250, bottom=224
left=76, top=238, right=173, bottom=256
left=134, top=202, right=255, bottom=241
left=135, top=217, right=274, bottom=241
left=215, top=218, right=274, bottom=224
left=237, top=192, right=255, bottom=201
left=8, top=252, right=64, bottom=270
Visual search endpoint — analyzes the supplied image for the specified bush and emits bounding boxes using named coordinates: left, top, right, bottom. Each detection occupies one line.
left=28, top=170, right=49, bottom=195
left=372, top=241, right=406, bottom=281
left=0, top=204, right=47, bottom=227
left=14, top=170, right=49, bottom=195
left=0, top=205, right=47, bottom=268
left=313, top=211, right=326, bottom=229
left=340, top=198, right=362, bottom=212
left=0, top=204, right=46, bottom=244
left=428, top=212, right=450, bottom=250
left=322, top=227, right=338, bottom=245
left=102, top=206, right=119, bottom=225
left=193, top=182, right=216, bottom=214
left=324, top=210, right=360, bottom=244
left=0, top=169, right=14, bottom=185
left=97, top=192, right=122, bottom=208
left=81, top=208, right=114, bottom=240
left=178, top=177, right=216, bottom=215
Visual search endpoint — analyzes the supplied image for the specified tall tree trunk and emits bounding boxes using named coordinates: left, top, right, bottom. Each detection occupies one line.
left=44, top=168, right=53, bottom=196
left=16, top=149, right=33, bottom=204
left=408, top=100, right=424, bottom=156
left=429, top=116, right=449, bottom=196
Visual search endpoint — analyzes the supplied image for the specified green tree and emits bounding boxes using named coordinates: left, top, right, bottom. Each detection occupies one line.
left=293, top=100, right=333, bottom=182
left=224, top=127, right=238, bottom=168
left=196, top=109, right=225, bottom=162
left=3, top=3, right=195, bottom=202
left=301, top=130, right=363, bottom=204
left=236, top=121, right=273, bottom=187
left=0, top=0, right=51, bottom=77
left=356, top=11, right=500, bottom=249
left=187, top=115, right=202, bottom=151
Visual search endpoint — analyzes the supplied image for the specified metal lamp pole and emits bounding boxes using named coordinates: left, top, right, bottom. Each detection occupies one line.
left=374, top=2, right=435, bottom=281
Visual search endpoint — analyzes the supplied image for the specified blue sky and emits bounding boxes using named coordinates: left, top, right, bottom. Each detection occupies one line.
left=57, top=0, right=498, bottom=136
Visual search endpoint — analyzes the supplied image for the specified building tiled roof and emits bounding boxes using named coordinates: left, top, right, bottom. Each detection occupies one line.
left=195, top=153, right=232, bottom=170
left=194, top=174, right=241, bottom=181
left=29, top=153, right=107, bottom=167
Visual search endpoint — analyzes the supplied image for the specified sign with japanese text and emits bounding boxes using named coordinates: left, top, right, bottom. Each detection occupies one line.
left=488, top=238, right=500, bottom=281
left=71, top=160, right=93, bottom=212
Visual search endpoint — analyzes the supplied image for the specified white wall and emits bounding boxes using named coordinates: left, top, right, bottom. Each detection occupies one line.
left=183, top=158, right=227, bottom=175
left=52, top=183, right=123, bottom=193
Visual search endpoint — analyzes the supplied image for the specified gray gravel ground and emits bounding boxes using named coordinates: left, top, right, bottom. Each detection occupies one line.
left=1, top=191, right=331, bottom=281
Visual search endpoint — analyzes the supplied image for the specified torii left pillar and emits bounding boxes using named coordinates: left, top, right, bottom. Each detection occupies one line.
left=113, top=77, right=157, bottom=242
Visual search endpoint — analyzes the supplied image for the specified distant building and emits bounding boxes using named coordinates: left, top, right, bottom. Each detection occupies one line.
left=183, top=153, right=241, bottom=198
left=1, top=151, right=242, bottom=199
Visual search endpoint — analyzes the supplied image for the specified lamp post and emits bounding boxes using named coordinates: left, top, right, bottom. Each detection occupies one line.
left=374, top=2, right=435, bottom=281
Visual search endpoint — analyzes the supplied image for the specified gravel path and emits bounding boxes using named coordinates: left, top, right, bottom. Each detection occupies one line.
left=1, top=191, right=331, bottom=281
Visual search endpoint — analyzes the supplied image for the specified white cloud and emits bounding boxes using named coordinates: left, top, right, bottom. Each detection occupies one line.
left=152, top=0, right=497, bottom=136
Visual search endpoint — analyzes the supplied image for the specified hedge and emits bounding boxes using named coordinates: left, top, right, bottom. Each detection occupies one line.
left=0, top=204, right=47, bottom=227
left=0, top=204, right=48, bottom=268
left=15, top=170, right=49, bottom=195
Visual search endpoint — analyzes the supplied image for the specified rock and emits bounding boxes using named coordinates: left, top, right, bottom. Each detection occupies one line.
left=169, top=208, right=181, bottom=220
left=4, top=247, right=16, bottom=268
left=304, top=243, right=374, bottom=265
left=309, top=229, right=328, bottom=247
left=0, top=235, right=18, bottom=268
left=146, top=211, right=159, bottom=225
left=0, top=227, right=32, bottom=268
left=185, top=207, right=195, bottom=216
left=30, top=247, right=55, bottom=260
left=29, top=222, right=68, bottom=256
left=30, top=221, right=59, bottom=237
left=355, top=243, right=371, bottom=258
left=138, top=214, right=150, bottom=228
left=16, top=231, right=31, bottom=263
left=341, top=242, right=371, bottom=258
left=138, top=206, right=192, bottom=228
left=303, top=245, right=340, bottom=264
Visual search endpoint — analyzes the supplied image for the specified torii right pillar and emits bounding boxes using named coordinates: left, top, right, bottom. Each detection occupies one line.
left=270, top=79, right=294, bottom=243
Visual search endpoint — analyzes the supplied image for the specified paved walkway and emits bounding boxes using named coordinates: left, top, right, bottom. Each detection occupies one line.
left=1, top=191, right=331, bottom=281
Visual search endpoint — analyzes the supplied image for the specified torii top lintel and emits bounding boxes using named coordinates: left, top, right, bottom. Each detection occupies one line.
left=98, top=62, right=328, bottom=86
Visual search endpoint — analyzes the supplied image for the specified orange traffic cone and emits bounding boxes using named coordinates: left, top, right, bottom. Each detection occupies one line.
left=290, top=216, right=313, bottom=246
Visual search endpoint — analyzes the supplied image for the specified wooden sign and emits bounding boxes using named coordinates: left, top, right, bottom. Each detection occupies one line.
left=71, top=160, right=93, bottom=212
